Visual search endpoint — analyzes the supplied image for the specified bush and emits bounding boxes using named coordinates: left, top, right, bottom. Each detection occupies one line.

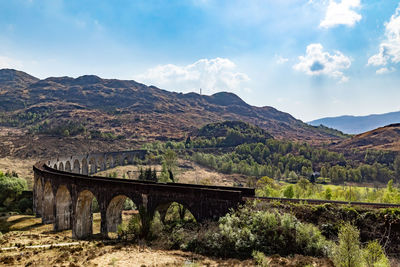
left=168, top=223, right=198, bottom=250
left=92, top=198, right=99, bottom=213
left=0, top=174, right=28, bottom=208
left=117, top=214, right=142, bottom=240
left=149, top=211, right=164, bottom=239
left=191, top=205, right=330, bottom=258
left=18, top=198, right=32, bottom=213
left=362, top=240, right=389, bottom=267
left=283, top=185, right=294, bottom=198
left=123, top=198, right=135, bottom=210
left=332, top=223, right=362, bottom=267
left=252, top=250, right=270, bottom=266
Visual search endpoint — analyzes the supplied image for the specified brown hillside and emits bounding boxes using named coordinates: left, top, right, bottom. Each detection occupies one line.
left=334, top=123, right=400, bottom=151
left=0, top=69, right=347, bottom=158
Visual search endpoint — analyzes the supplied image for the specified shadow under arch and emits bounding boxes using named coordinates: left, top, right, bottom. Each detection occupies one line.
left=81, top=158, right=88, bottom=175
left=106, top=195, right=138, bottom=235
left=97, top=156, right=105, bottom=172
left=73, top=190, right=100, bottom=239
left=88, top=157, right=97, bottom=174
left=156, top=201, right=197, bottom=224
left=65, top=161, right=71, bottom=172
left=73, top=159, right=81, bottom=174
left=53, top=164, right=58, bottom=170
left=58, top=162, right=64, bottom=171
left=115, top=154, right=122, bottom=167
left=122, top=154, right=130, bottom=165
left=55, top=185, right=72, bottom=231
left=42, top=181, right=55, bottom=224
left=106, top=155, right=114, bottom=169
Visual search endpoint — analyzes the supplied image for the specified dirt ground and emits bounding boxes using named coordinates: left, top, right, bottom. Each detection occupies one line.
left=0, top=215, right=338, bottom=267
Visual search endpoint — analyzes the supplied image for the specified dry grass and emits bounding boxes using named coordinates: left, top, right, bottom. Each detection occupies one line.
left=0, top=157, right=37, bottom=189
left=0, top=214, right=256, bottom=267
left=97, top=158, right=247, bottom=187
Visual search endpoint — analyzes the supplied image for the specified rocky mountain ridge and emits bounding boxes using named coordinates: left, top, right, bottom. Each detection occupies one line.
left=0, top=69, right=346, bottom=157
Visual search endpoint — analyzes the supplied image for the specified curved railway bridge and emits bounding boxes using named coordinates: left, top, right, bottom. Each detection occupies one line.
left=33, top=149, right=400, bottom=240
left=33, top=150, right=254, bottom=239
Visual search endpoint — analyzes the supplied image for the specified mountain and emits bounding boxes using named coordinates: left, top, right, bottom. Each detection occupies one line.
left=0, top=69, right=347, bottom=158
left=309, top=111, right=400, bottom=134
left=333, top=123, right=400, bottom=151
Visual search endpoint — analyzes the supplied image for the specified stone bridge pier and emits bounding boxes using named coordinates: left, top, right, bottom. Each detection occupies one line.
left=33, top=150, right=254, bottom=239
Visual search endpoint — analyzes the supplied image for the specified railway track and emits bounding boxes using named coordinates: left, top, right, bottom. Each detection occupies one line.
left=243, top=196, right=400, bottom=209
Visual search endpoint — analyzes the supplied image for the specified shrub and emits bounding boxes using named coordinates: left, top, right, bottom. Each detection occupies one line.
left=149, top=212, right=164, bottom=239
left=91, top=198, right=99, bottom=213
left=362, top=240, right=390, bottom=267
left=117, top=214, right=141, bottom=240
left=123, top=199, right=135, bottom=210
left=168, top=224, right=198, bottom=250
left=252, top=250, right=270, bottom=267
left=0, top=174, right=28, bottom=208
left=18, top=198, right=32, bottom=213
left=283, top=185, right=294, bottom=198
left=192, top=205, right=330, bottom=258
left=332, top=223, right=362, bottom=267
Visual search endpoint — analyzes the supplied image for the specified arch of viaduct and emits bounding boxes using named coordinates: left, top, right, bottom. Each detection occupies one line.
left=33, top=150, right=255, bottom=239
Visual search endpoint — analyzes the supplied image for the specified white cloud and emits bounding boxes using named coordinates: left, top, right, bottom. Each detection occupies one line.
left=276, top=56, right=289, bottom=64
left=293, top=43, right=351, bottom=82
left=320, top=0, right=362, bottom=28
left=376, top=67, right=396, bottom=75
left=0, top=56, right=22, bottom=69
left=368, top=4, right=400, bottom=68
left=135, top=58, right=250, bottom=94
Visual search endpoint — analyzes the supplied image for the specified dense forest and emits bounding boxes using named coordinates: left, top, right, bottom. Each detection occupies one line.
left=143, top=121, right=400, bottom=185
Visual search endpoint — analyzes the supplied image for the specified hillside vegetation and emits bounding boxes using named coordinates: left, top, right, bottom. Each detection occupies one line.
left=146, top=121, right=400, bottom=185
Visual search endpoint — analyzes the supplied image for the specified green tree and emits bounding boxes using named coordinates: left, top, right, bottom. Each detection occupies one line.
left=283, top=185, right=294, bottom=198
left=297, top=178, right=310, bottom=192
left=324, top=187, right=332, bottom=200
left=333, top=223, right=362, bottom=267
left=394, top=155, right=400, bottom=181
left=158, top=162, right=171, bottom=183
left=163, top=149, right=177, bottom=180
left=138, top=167, right=144, bottom=180
left=0, top=173, right=28, bottom=208
left=288, top=171, right=298, bottom=181
left=362, top=240, right=390, bottom=267
left=387, top=179, right=393, bottom=192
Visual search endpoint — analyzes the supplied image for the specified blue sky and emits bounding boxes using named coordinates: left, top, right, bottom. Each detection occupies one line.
left=1, top=0, right=400, bottom=121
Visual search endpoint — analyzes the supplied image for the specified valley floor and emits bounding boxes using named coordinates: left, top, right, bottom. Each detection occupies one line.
left=0, top=215, right=336, bottom=267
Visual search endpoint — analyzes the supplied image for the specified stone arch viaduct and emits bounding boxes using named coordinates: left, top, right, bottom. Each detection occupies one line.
left=33, top=150, right=255, bottom=239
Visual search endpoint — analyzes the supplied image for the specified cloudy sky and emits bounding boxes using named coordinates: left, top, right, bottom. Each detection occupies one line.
left=1, top=0, right=400, bottom=121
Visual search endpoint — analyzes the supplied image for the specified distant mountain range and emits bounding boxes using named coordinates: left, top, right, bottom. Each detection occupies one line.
left=0, top=69, right=346, bottom=158
left=309, top=111, right=400, bottom=134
